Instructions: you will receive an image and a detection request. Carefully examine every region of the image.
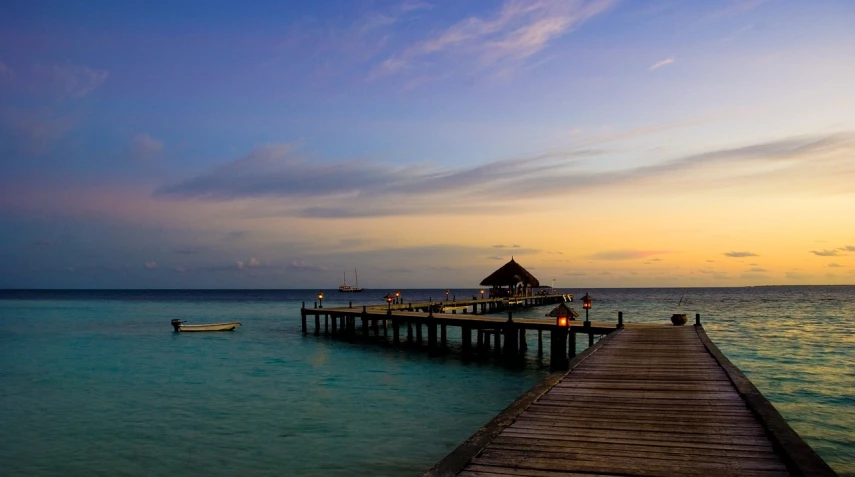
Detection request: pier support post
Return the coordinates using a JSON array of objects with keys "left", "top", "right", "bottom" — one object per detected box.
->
[
  {"left": 550, "top": 327, "right": 568, "bottom": 370},
  {"left": 519, "top": 328, "right": 527, "bottom": 351},
  {"left": 314, "top": 313, "right": 320, "bottom": 336},
  {"left": 331, "top": 313, "right": 337, "bottom": 336},
  {"left": 393, "top": 319, "right": 400, "bottom": 345},
  {"left": 505, "top": 324, "right": 518, "bottom": 357},
  {"left": 416, "top": 318, "right": 423, "bottom": 345},
  {"left": 407, "top": 321, "right": 413, "bottom": 342},
  {"left": 477, "top": 330, "right": 484, "bottom": 350},
  {"left": 324, "top": 314, "right": 329, "bottom": 335},
  {"left": 494, "top": 329, "right": 501, "bottom": 355},
  {"left": 537, "top": 330, "right": 543, "bottom": 355},
  {"left": 301, "top": 305, "right": 307, "bottom": 334},
  {"left": 695, "top": 313, "right": 701, "bottom": 326},
  {"left": 462, "top": 325, "right": 472, "bottom": 355},
  {"left": 569, "top": 329, "right": 576, "bottom": 358},
  {"left": 427, "top": 318, "right": 437, "bottom": 356},
  {"left": 618, "top": 311, "right": 623, "bottom": 328},
  {"left": 440, "top": 324, "right": 447, "bottom": 349}
]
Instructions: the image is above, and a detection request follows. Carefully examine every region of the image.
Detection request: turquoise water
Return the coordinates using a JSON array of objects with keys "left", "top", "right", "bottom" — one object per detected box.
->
[{"left": 1, "top": 287, "right": 852, "bottom": 476}]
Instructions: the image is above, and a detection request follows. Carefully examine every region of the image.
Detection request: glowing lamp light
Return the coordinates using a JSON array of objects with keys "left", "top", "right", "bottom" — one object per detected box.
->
[
  {"left": 480, "top": 289, "right": 484, "bottom": 298},
  {"left": 557, "top": 316, "right": 568, "bottom": 327},
  {"left": 385, "top": 294, "right": 393, "bottom": 311},
  {"left": 318, "top": 291, "right": 324, "bottom": 308},
  {"left": 581, "top": 292, "right": 592, "bottom": 322}
]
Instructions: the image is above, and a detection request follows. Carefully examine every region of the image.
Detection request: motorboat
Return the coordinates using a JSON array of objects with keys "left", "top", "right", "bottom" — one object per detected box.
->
[{"left": 171, "top": 319, "right": 241, "bottom": 332}]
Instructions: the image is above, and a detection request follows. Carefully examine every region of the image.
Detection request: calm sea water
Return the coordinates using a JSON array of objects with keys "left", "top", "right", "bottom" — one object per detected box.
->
[{"left": 1, "top": 287, "right": 852, "bottom": 476}]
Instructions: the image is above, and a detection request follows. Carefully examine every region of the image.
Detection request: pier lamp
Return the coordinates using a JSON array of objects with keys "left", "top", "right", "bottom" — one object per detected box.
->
[
  {"left": 385, "top": 294, "right": 393, "bottom": 312},
  {"left": 395, "top": 290, "right": 400, "bottom": 304},
  {"left": 581, "top": 293, "right": 592, "bottom": 323},
  {"left": 318, "top": 291, "right": 324, "bottom": 308},
  {"left": 480, "top": 289, "right": 484, "bottom": 299},
  {"left": 445, "top": 289, "right": 450, "bottom": 301},
  {"left": 556, "top": 312, "right": 571, "bottom": 328}
]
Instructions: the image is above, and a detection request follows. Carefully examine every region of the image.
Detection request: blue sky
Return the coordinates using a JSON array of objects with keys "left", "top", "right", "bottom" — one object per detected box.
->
[{"left": 1, "top": 0, "right": 854, "bottom": 288}]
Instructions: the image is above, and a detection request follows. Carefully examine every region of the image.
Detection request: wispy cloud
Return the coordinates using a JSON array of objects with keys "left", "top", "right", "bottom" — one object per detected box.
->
[
  {"left": 370, "top": 0, "right": 615, "bottom": 82},
  {"left": 648, "top": 57, "right": 674, "bottom": 71},
  {"left": 287, "top": 260, "right": 328, "bottom": 272},
  {"left": 32, "top": 239, "right": 57, "bottom": 246},
  {"left": 724, "top": 251, "right": 758, "bottom": 257},
  {"left": 0, "top": 62, "right": 108, "bottom": 99},
  {"left": 839, "top": 245, "right": 855, "bottom": 252},
  {"left": 492, "top": 244, "right": 521, "bottom": 248},
  {"left": 827, "top": 263, "right": 842, "bottom": 268},
  {"left": 589, "top": 250, "right": 668, "bottom": 260},
  {"left": 810, "top": 249, "right": 840, "bottom": 257},
  {"left": 144, "top": 261, "right": 158, "bottom": 269},
  {"left": 155, "top": 131, "right": 855, "bottom": 219},
  {"left": 132, "top": 133, "right": 164, "bottom": 159},
  {"left": 747, "top": 267, "right": 767, "bottom": 272}
]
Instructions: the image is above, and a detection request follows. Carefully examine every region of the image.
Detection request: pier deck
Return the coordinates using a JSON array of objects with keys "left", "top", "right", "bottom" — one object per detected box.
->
[{"left": 424, "top": 325, "right": 836, "bottom": 477}]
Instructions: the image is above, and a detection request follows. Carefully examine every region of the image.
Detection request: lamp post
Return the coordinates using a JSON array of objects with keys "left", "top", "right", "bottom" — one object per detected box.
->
[
  {"left": 480, "top": 289, "right": 484, "bottom": 300},
  {"left": 445, "top": 289, "right": 450, "bottom": 302},
  {"left": 318, "top": 291, "right": 324, "bottom": 308},
  {"left": 395, "top": 290, "right": 400, "bottom": 304},
  {"left": 385, "top": 294, "right": 393, "bottom": 312},
  {"left": 581, "top": 292, "right": 592, "bottom": 323}
]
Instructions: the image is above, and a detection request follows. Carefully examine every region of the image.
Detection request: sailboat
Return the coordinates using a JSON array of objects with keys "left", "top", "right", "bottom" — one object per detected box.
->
[{"left": 338, "top": 269, "right": 364, "bottom": 292}]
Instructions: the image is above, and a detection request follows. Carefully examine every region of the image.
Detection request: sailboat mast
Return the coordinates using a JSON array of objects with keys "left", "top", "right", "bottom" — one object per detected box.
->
[{"left": 354, "top": 268, "right": 359, "bottom": 287}]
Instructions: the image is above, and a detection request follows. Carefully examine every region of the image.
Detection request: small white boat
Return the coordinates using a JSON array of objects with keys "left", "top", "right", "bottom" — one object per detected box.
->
[
  {"left": 338, "top": 269, "right": 364, "bottom": 292},
  {"left": 171, "top": 319, "right": 241, "bottom": 332}
]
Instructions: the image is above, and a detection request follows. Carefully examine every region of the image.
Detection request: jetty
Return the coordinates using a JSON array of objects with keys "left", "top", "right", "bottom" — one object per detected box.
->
[
  {"left": 300, "top": 259, "right": 837, "bottom": 476},
  {"left": 422, "top": 323, "right": 836, "bottom": 477}
]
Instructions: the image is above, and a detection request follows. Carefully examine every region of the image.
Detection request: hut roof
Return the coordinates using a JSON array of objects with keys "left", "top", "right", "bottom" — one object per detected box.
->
[
  {"left": 546, "top": 303, "right": 579, "bottom": 318},
  {"left": 479, "top": 258, "right": 540, "bottom": 287}
]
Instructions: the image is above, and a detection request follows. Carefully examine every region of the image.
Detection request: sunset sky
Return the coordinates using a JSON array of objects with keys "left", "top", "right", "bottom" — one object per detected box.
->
[{"left": 1, "top": 0, "right": 853, "bottom": 289}]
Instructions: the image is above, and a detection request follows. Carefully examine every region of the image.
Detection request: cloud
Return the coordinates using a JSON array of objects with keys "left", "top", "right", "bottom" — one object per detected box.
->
[
  {"left": 154, "top": 131, "right": 855, "bottom": 218},
  {"left": 827, "top": 263, "right": 842, "bottom": 268},
  {"left": 589, "top": 250, "right": 668, "bottom": 260},
  {"left": 32, "top": 239, "right": 57, "bottom": 246},
  {"left": 724, "top": 251, "right": 758, "bottom": 258},
  {"left": 132, "top": 133, "right": 164, "bottom": 159},
  {"left": 747, "top": 267, "right": 767, "bottom": 272},
  {"left": 810, "top": 249, "right": 840, "bottom": 257},
  {"left": 839, "top": 245, "right": 855, "bottom": 252},
  {"left": 144, "top": 261, "right": 158, "bottom": 269},
  {"left": 0, "top": 62, "right": 108, "bottom": 99},
  {"left": 648, "top": 57, "right": 674, "bottom": 71},
  {"left": 236, "top": 257, "right": 262, "bottom": 269},
  {"left": 488, "top": 255, "right": 505, "bottom": 260},
  {"left": 1, "top": 107, "right": 78, "bottom": 155},
  {"left": 786, "top": 271, "right": 812, "bottom": 280},
  {"left": 492, "top": 244, "right": 521, "bottom": 248},
  {"left": 175, "top": 266, "right": 186, "bottom": 272},
  {"left": 287, "top": 260, "right": 328, "bottom": 272},
  {"left": 370, "top": 0, "right": 615, "bottom": 82}
]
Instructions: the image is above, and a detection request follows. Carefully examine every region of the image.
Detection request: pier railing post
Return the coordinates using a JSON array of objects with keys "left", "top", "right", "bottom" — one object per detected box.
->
[
  {"left": 301, "top": 303, "right": 307, "bottom": 334},
  {"left": 695, "top": 313, "right": 701, "bottom": 326},
  {"left": 618, "top": 311, "right": 623, "bottom": 328}
]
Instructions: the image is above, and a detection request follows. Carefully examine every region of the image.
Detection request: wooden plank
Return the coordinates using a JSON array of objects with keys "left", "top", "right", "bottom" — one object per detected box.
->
[{"left": 422, "top": 325, "right": 832, "bottom": 477}]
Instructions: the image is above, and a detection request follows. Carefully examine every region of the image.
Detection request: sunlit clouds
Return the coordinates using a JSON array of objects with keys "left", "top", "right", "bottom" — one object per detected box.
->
[{"left": 1, "top": 0, "right": 854, "bottom": 288}]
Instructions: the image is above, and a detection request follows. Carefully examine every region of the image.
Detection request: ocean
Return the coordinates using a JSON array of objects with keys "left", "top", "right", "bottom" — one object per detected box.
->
[{"left": 0, "top": 287, "right": 852, "bottom": 476}]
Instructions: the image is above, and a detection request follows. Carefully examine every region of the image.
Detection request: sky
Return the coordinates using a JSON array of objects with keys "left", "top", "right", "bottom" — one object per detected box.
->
[{"left": 1, "top": 0, "right": 854, "bottom": 289}]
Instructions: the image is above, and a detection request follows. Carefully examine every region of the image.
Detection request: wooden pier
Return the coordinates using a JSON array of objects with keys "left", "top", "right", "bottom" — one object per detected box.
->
[
  {"left": 423, "top": 325, "right": 837, "bottom": 477},
  {"left": 300, "top": 294, "right": 609, "bottom": 370}
]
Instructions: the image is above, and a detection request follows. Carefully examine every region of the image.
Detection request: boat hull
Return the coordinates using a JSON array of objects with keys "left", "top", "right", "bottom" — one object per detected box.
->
[{"left": 171, "top": 320, "right": 241, "bottom": 332}]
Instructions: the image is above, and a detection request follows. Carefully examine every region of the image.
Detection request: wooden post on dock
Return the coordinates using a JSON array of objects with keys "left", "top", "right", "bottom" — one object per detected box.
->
[
  {"left": 550, "top": 327, "right": 567, "bottom": 370},
  {"left": 569, "top": 328, "right": 576, "bottom": 358},
  {"left": 427, "top": 315, "right": 437, "bottom": 356},
  {"left": 494, "top": 329, "right": 501, "bottom": 355},
  {"left": 462, "top": 325, "right": 472, "bottom": 355},
  {"left": 407, "top": 320, "right": 413, "bottom": 342},
  {"left": 519, "top": 328, "right": 527, "bottom": 351},
  {"left": 314, "top": 312, "right": 320, "bottom": 336},
  {"left": 440, "top": 324, "right": 447, "bottom": 349},
  {"left": 696, "top": 313, "right": 701, "bottom": 326},
  {"left": 618, "top": 311, "right": 623, "bottom": 328},
  {"left": 393, "top": 319, "right": 400, "bottom": 345},
  {"left": 324, "top": 314, "right": 329, "bottom": 335},
  {"left": 301, "top": 302, "right": 307, "bottom": 334},
  {"left": 361, "top": 307, "right": 368, "bottom": 341},
  {"left": 537, "top": 330, "right": 543, "bottom": 355},
  {"left": 584, "top": 320, "right": 593, "bottom": 346}
]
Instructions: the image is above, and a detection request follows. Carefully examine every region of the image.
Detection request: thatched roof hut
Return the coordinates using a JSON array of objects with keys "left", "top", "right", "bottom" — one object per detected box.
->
[
  {"left": 480, "top": 257, "right": 540, "bottom": 297},
  {"left": 546, "top": 303, "right": 579, "bottom": 320}
]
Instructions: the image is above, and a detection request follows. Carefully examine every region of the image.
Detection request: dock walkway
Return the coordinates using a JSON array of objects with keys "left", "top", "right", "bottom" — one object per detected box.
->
[{"left": 424, "top": 325, "right": 836, "bottom": 477}]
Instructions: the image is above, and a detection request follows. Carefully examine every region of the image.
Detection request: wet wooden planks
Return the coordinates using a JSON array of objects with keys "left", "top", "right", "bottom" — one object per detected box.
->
[{"left": 437, "top": 326, "right": 802, "bottom": 477}]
